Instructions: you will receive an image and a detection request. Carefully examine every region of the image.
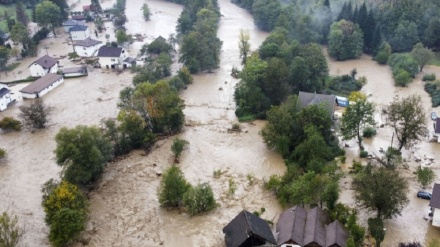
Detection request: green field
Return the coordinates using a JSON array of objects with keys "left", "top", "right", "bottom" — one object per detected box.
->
[{"left": 0, "top": 4, "right": 33, "bottom": 33}]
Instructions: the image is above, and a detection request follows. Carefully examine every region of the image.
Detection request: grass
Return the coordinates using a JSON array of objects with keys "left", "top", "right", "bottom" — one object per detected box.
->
[
  {"left": 0, "top": 4, "right": 33, "bottom": 33},
  {"left": 6, "top": 62, "right": 20, "bottom": 71}
]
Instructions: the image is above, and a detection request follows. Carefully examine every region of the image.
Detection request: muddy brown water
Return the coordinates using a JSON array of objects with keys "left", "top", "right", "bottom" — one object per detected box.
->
[{"left": 1, "top": 0, "right": 440, "bottom": 246}]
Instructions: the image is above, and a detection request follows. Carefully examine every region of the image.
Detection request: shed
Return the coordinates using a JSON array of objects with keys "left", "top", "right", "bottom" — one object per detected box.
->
[
  {"left": 0, "top": 85, "right": 13, "bottom": 111},
  {"left": 277, "top": 206, "right": 307, "bottom": 247},
  {"left": 430, "top": 183, "right": 440, "bottom": 227},
  {"left": 298, "top": 91, "right": 336, "bottom": 119},
  {"left": 223, "top": 210, "right": 276, "bottom": 247},
  {"left": 20, "top": 74, "right": 64, "bottom": 99},
  {"left": 62, "top": 66, "right": 88, "bottom": 77},
  {"left": 325, "top": 221, "right": 348, "bottom": 247}
]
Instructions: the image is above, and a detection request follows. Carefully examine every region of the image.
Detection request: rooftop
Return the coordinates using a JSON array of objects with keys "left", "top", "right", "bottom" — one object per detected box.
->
[
  {"left": 97, "top": 46, "right": 123, "bottom": 57},
  {"left": 74, "top": 38, "right": 102, "bottom": 47},
  {"left": 0, "top": 87, "right": 10, "bottom": 98},
  {"left": 69, "top": 25, "right": 89, "bottom": 32},
  {"left": 430, "top": 183, "right": 440, "bottom": 208},
  {"left": 20, "top": 74, "right": 63, "bottom": 94},
  {"left": 30, "top": 55, "right": 57, "bottom": 69}
]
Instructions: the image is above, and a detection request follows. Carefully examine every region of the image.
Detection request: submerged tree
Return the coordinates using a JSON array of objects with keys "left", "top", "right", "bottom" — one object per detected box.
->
[
  {"left": 414, "top": 167, "right": 435, "bottom": 189},
  {"left": 328, "top": 20, "right": 364, "bottom": 61},
  {"left": 19, "top": 99, "right": 53, "bottom": 129},
  {"left": 411, "top": 42, "right": 434, "bottom": 72},
  {"left": 238, "top": 29, "right": 251, "bottom": 65},
  {"left": 0, "top": 212, "right": 23, "bottom": 247},
  {"left": 35, "top": 1, "right": 62, "bottom": 37},
  {"left": 158, "top": 165, "right": 190, "bottom": 208}
]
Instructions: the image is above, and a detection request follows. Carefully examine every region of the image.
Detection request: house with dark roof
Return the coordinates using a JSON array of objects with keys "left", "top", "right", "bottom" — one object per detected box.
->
[
  {"left": 97, "top": 46, "right": 130, "bottom": 69},
  {"left": 74, "top": 38, "right": 103, "bottom": 57},
  {"left": 276, "top": 206, "right": 348, "bottom": 247},
  {"left": 62, "top": 19, "right": 85, "bottom": 32},
  {"left": 298, "top": 91, "right": 336, "bottom": 119},
  {"left": 29, "top": 55, "right": 59, "bottom": 77},
  {"left": 70, "top": 25, "right": 90, "bottom": 41},
  {"left": 430, "top": 183, "right": 440, "bottom": 227},
  {"left": 223, "top": 210, "right": 277, "bottom": 247},
  {"left": 20, "top": 74, "right": 64, "bottom": 99},
  {"left": 0, "top": 84, "right": 13, "bottom": 111}
]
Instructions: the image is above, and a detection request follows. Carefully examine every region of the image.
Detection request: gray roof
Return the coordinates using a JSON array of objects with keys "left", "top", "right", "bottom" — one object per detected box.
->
[
  {"left": 0, "top": 87, "right": 10, "bottom": 98},
  {"left": 326, "top": 220, "right": 348, "bottom": 247},
  {"left": 72, "top": 15, "right": 85, "bottom": 20},
  {"left": 69, "top": 25, "right": 88, "bottom": 32},
  {"left": 62, "top": 66, "right": 86, "bottom": 74},
  {"left": 430, "top": 183, "right": 440, "bottom": 208},
  {"left": 20, "top": 74, "right": 63, "bottom": 94},
  {"left": 62, "top": 19, "right": 81, "bottom": 26},
  {"left": 223, "top": 210, "right": 276, "bottom": 247},
  {"left": 277, "top": 206, "right": 307, "bottom": 246},
  {"left": 74, "top": 38, "right": 102, "bottom": 47},
  {"left": 303, "top": 207, "right": 327, "bottom": 247},
  {"left": 97, "top": 46, "right": 123, "bottom": 57},
  {"left": 435, "top": 119, "right": 440, "bottom": 134},
  {"left": 298, "top": 91, "right": 336, "bottom": 117},
  {"left": 30, "top": 55, "right": 57, "bottom": 69},
  {"left": 124, "top": 57, "right": 136, "bottom": 63}
]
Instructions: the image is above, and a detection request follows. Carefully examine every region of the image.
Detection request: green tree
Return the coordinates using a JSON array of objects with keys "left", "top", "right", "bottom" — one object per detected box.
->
[
  {"left": 341, "top": 92, "right": 375, "bottom": 150},
  {"left": 414, "top": 167, "right": 435, "bottom": 189},
  {"left": 411, "top": 42, "right": 434, "bottom": 72},
  {"left": 177, "top": 66, "right": 193, "bottom": 85},
  {"left": 238, "top": 29, "right": 251, "bottom": 65},
  {"left": 424, "top": 18, "right": 440, "bottom": 49},
  {"left": 117, "top": 110, "right": 152, "bottom": 149},
  {"left": 158, "top": 165, "right": 190, "bottom": 208},
  {"left": 264, "top": 57, "right": 289, "bottom": 105},
  {"left": 35, "top": 0, "right": 61, "bottom": 37},
  {"left": 101, "top": 118, "right": 131, "bottom": 157},
  {"left": 388, "top": 21, "right": 419, "bottom": 52},
  {"left": 0, "top": 117, "right": 22, "bottom": 131},
  {"left": 368, "top": 218, "right": 385, "bottom": 247},
  {"left": 328, "top": 20, "right": 364, "bottom": 61},
  {"left": 252, "top": 0, "right": 281, "bottom": 31},
  {"left": 0, "top": 212, "right": 23, "bottom": 247},
  {"left": 10, "top": 23, "right": 28, "bottom": 45},
  {"left": 48, "top": 208, "right": 85, "bottom": 247},
  {"left": 18, "top": 99, "right": 53, "bottom": 129},
  {"left": 293, "top": 125, "right": 331, "bottom": 171},
  {"left": 54, "top": 126, "right": 113, "bottom": 186},
  {"left": 183, "top": 183, "right": 216, "bottom": 215},
  {"left": 0, "top": 46, "right": 10, "bottom": 74},
  {"left": 352, "top": 165, "right": 409, "bottom": 219},
  {"left": 116, "top": 29, "right": 128, "bottom": 44},
  {"left": 91, "top": 0, "right": 103, "bottom": 13},
  {"left": 171, "top": 138, "right": 188, "bottom": 162},
  {"left": 386, "top": 95, "right": 427, "bottom": 151},
  {"left": 142, "top": 3, "right": 150, "bottom": 20},
  {"left": 374, "top": 42, "right": 392, "bottom": 65},
  {"left": 15, "top": 1, "right": 29, "bottom": 27}
]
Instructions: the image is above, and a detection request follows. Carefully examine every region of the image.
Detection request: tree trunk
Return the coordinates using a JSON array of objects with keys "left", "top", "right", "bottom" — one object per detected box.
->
[
  {"left": 52, "top": 24, "right": 57, "bottom": 38},
  {"left": 357, "top": 128, "right": 363, "bottom": 150}
]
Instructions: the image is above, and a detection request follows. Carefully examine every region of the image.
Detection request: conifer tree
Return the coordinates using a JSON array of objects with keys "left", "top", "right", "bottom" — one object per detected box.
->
[{"left": 16, "top": 1, "right": 29, "bottom": 27}]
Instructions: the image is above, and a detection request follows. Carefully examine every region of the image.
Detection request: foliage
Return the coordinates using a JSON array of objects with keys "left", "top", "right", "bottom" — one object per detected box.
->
[
  {"left": 374, "top": 42, "right": 392, "bottom": 65},
  {"left": 228, "top": 178, "right": 236, "bottom": 197},
  {"left": 388, "top": 53, "right": 419, "bottom": 86},
  {"left": 251, "top": 0, "right": 281, "bottom": 32},
  {"left": 324, "top": 74, "right": 363, "bottom": 96},
  {"left": 424, "top": 81, "right": 440, "bottom": 107},
  {"left": 411, "top": 42, "right": 433, "bottom": 72},
  {"left": 54, "top": 125, "right": 113, "bottom": 186},
  {"left": 423, "top": 73, "right": 436, "bottom": 82},
  {"left": 0, "top": 117, "right": 22, "bottom": 131},
  {"left": 351, "top": 161, "right": 363, "bottom": 174},
  {"left": 35, "top": 0, "right": 61, "bottom": 35},
  {"left": 142, "top": 3, "right": 150, "bottom": 20},
  {"left": 428, "top": 239, "right": 440, "bottom": 247},
  {"left": 15, "top": 1, "right": 28, "bottom": 27},
  {"left": 159, "top": 165, "right": 190, "bottom": 208},
  {"left": 183, "top": 183, "right": 216, "bottom": 215},
  {"left": 0, "top": 148, "right": 5, "bottom": 161},
  {"left": 0, "top": 212, "right": 23, "bottom": 247},
  {"left": 171, "top": 138, "right": 188, "bottom": 160},
  {"left": 0, "top": 46, "right": 10, "bottom": 72},
  {"left": 328, "top": 20, "right": 364, "bottom": 61},
  {"left": 48, "top": 208, "right": 85, "bottom": 247},
  {"left": 414, "top": 167, "right": 435, "bottom": 189},
  {"left": 147, "top": 36, "right": 172, "bottom": 54},
  {"left": 101, "top": 118, "right": 131, "bottom": 157},
  {"left": 10, "top": 22, "right": 28, "bottom": 44},
  {"left": 363, "top": 127, "right": 376, "bottom": 138},
  {"left": 360, "top": 150, "right": 368, "bottom": 158},
  {"left": 18, "top": 99, "right": 53, "bottom": 129},
  {"left": 368, "top": 218, "right": 385, "bottom": 247},
  {"left": 352, "top": 164, "right": 409, "bottom": 219},
  {"left": 116, "top": 29, "right": 129, "bottom": 44},
  {"left": 385, "top": 95, "right": 427, "bottom": 151},
  {"left": 238, "top": 29, "right": 250, "bottom": 65},
  {"left": 117, "top": 110, "right": 153, "bottom": 149}
]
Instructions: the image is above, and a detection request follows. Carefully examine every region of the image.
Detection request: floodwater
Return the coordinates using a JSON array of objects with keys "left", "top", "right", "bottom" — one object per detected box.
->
[{"left": 1, "top": 0, "right": 440, "bottom": 246}]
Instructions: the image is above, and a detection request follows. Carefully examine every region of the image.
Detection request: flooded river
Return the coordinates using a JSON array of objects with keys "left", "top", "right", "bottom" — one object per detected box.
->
[{"left": 1, "top": 0, "right": 440, "bottom": 246}]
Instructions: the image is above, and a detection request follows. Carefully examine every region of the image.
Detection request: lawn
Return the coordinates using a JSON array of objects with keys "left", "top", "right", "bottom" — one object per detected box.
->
[{"left": 0, "top": 4, "right": 33, "bottom": 33}]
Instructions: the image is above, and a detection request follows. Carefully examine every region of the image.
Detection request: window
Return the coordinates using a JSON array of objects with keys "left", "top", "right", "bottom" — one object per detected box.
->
[{"left": 111, "top": 59, "right": 115, "bottom": 62}]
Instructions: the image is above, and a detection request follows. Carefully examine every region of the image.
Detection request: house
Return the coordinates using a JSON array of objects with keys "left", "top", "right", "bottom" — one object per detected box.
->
[
  {"left": 430, "top": 183, "right": 440, "bottom": 227},
  {"left": 29, "top": 55, "right": 59, "bottom": 77},
  {"left": 223, "top": 210, "right": 277, "bottom": 247},
  {"left": 61, "top": 66, "right": 88, "bottom": 77},
  {"left": 0, "top": 84, "right": 13, "bottom": 111},
  {"left": 97, "top": 46, "right": 129, "bottom": 69},
  {"left": 74, "top": 38, "right": 103, "bottom": 57},
  {"left": 298, "top": 91, "right": 337, "bottom": 119},
  {"left": 70, "top": 25, "right": 90, "bottom": 41},
  {"left": 20, "top": 74, "right": 64, "bottom": 99},
  {"left": 276, "top": 206, "right": 348, "bottom": 247},
  {"left": 62, "top": 19, "right": 85, "bottom": 32}
]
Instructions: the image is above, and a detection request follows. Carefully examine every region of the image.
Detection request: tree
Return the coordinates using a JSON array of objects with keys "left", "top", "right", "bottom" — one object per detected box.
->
[
  {"left": 386, "top": 95, "right": 427, "bottom": 151},
  {"left": 19, "top": 99, "right": 53, "bottom": 129},
  {"left": 374, "top": 42, "right": 391, "bottom": 65},
  {"left": 171, "top": 138, "right": 188, "bottom": 162},
  {"left": 54, "top": 126, "right": 113, "bottom": 186},
  {"left": 10, "top": 23, "right": 29, "bottom": 45},
  {"left": 238, "top": 29, "right": 250, "bottom": 65},
  {"left": 10, "top": 48, "right": 20, "bottom": 60},
  {"left": 0, "top": 46, "right": 10, "bottom": 74},
  {"left": 352, "top": 165, "right": 409, "bottom": 219},
  {"left": 117, "top": 110, "right": 152, "bottom": 149},
  {"left": 411, "top": 42, "right": 434, "bottom": 72},
  {"left": 0, "top": 212, "right": 23, "bottom": 247},
  {"left": 158, "top": 165, "right": 190, "bottom": 208},
  {"left": 252, "top": 0, "right": 281, "bottom": 31},
  {"left": 90, "top": 0, "right": 102, "bottom": 13},
  {"left": 328, "top": 19, "right": 364, "bottom": 61},
  {"left": 35, "top": 0, "right": 61, "bottom": 37},
  {"left": 183, "top": 183, "right": 216, "bottom": 215},
  {"left": 0, "top": 117, "right": 22, "bottom": 131},
  {"left": 368, "top": 218, "right": 385, "bottom": 247},
  {"left": 341, "top": 92, "right": 375, "bottom": 151},
  {"left": 48, "top": 208, "right": 85, "bottom": 247},
  {"left": 116, "top": 29, "right": 128, "bottom": 44},
  {"left": 142, "top": 3, "right": 150, "bottom": 20},
  {"left": 414, "top": 167, "right": 435, "bottom": 189},
  {"left": 16, "top": 1, "right": 29, "bottom": 27},
  {"left": 293, "top": 125, "right": 331, "bottom": 171}
]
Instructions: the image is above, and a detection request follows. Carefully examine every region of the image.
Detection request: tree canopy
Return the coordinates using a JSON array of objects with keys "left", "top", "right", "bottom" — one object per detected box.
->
[
  {"left": 35, "top": 0, "right": 62, "bottom": 36},
  {"left": 328, "top": 19, "right": 364, "bottom": 61}
]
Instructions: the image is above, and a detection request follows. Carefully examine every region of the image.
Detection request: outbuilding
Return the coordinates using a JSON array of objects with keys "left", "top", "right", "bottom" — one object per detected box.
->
[
  {"left": 0, "top": 84, "right": 13, "bottom": 111},
  {"left": 29, "top": 55, "right": 59, "bottom": 77},
  {"left": 70, "top": 25, "right": 90, "bottom": 41},
  {"left": 74, "top": 38, "right": 103, "bottom": 57},
  {"left": 20, "top": 74, "right": 64, "bottom": 99},
  {"left": 62, "top": 66, "right": 88, "bottom": 77},
  {"left": 97, "top": 46, "right": 128, "bottom": 69}
]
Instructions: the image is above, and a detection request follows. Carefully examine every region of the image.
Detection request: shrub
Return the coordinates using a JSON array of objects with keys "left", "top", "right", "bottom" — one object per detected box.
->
[
  {"left": 424, "top": 81, "right": 440, "bottom": 107},
  {"left": 49, "top": 208, "right": 86, "bottom": 247},
  {"left": 158, "top": 166, "right": 190, "bottom": 208},
  {"left": 68, "top": 52, "right": 79, "bottom": 60},
  {"left": 339, "top": 156, "right": 346, "bottom": 163},
  {"left": 368, "top": 218, "right": 385, "bottom": 247},
  {"left": 0, "top": 117, "right": 22, "bottom": 131},
  {"left": 393, "top": 69, "right": 412, "bottom": 86},
  {"left": 360, "top": 150, "right": 369, "bottom": 158},
  {"left": 213, "top": 168, "right": 223, "bottom": 178},
  {"left": 228, "top": 179, "right": 236, "bottom": 197},
  {"left": 264, "top": 175, "right": 281, "bottom": 193},
  {"left": 423, "top": 73, "right": 436, "bottom": 81},
  {"left": 352, "top": 160, "right": 363, "bottom": 173},
  {"left": 183, "top": 183, "right": 216, "bottom": 215},
  {"left": 247, "top": 173, "right": 255, "bottom": 185},
  {"left": 362, "top": 127, "right": 376, "bottom": 138},
  {"left": 0, "top": 148, "right": 5, "bottom": 160},
  {"left": 171, "top": 138, "right": 188, "bottom": 161},
  {"left": 0, "top": 212, "right": 23, "bottom": 247},
  {"left": 231, "top": 123, "right": 240, "bottom": 130}
]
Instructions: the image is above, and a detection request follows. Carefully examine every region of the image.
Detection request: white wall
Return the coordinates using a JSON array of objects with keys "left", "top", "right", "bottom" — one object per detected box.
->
[
  {"left": 433, "top": 208, "right": 440, "bottom": 227},
  {"left": 71, "top": 29, "right": 90, "bottom": 41},
  {"left": 74, "top": 43, "right": 103, "bottom": 57},
  {"left": 99, "top": 57, "right": 120, "bottom": 69},
  {"left": 29, "top": 63, "right": 58, "bottom": 77},
  {"left": 21, "top": 77, "right": 64, "bottom": 99},
  {"left": 0, "top": 92, "right": 12, "bottom": 111}
]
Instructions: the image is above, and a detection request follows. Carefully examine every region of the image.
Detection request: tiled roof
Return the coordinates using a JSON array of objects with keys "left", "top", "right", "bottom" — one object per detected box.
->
[
  {"left": 20, "top": 74, "right": 63, "bottom": 94},
  {"left": 30, "top": 55, "right": 57, "bottom": 69}
]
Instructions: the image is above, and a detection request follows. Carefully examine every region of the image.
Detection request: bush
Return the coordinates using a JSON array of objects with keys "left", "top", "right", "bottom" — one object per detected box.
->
[
  {"left": 183, "top": 183, "right": 216, "bottom": 215},
  {"left": 352, "top": 160, "right": 363, "bottom": 173},
  {"left": 171, "top": 138, "right": 188, "bottom": 161},
  {"left": 339, "top": 156, "right": 346, "bottom": 163},
  {"left": 0, "top": 148, "right": 5, "bottom": 160},
  {"left": 68, "top": 52, "right": 79, "bottom": 60},
  {"left": 424, "top": 81, "right": 440, "bottom": 107},
  {"left": 0, "top": 117, "right": 22, "bottom": 131},
  {"left": 360, "top": 150, "right": 369, "bottom": 158},
  {"left": 393, "top": 69, "right": 412, "bottom": 86},
  {"left": 264, "top": 175, "right": 281, "bottom": 193},
  {"left": 362, "top": 127, "right": 376, "bottom": 138},
  {"left": 49, "top": 208, "right": 86, "bottom": 247},
  {"left": 423, "top": 73, "right": 436, "bottom": 81},
  {"left": 158, "top": 166, "right": 190, "bottom": 208},
  {"left": 0, "top": 212, "right": 23, "bottom": 247}
]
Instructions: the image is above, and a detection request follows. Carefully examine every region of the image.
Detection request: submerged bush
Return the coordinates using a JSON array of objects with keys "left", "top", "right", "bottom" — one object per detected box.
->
[
  {"left": 0, "top": 117, "right": 22, "bottom": 131},
  {"left": 362, "top": 127, "right": 377, "bottom": 138},
  {"left": 360, "top": 150, "right": 369, "bottom": 158},
  {"left": 183, "top": 183, "right": 216, "bottom": 215},
  {"left": 423, "top": 73, "right": 436, "bottom": 81}
]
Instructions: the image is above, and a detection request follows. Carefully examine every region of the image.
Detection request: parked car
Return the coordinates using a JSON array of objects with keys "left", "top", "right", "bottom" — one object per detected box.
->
[
  {"left": 417, "top": 191, "right": 432, "bottom": 200},
  {"left": 431, "top": 112, "right": 437, "bottom": 121}
]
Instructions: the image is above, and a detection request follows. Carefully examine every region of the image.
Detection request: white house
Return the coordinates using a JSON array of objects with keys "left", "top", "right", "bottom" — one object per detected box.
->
[
  {"left": 29, "top": 55, "right": 59, "bottom": 77},
  {"left": 74, "top": 38, "right": 103, "bottom": 57},
  {"left": 20, "top": 74, "right": 64, "bottom": 99},
  {"left": 62, "top": 19, "right": 85, "bottom": 32},
  {"left": 97, "top": 46, "right": 129, "bottom": 69},
  {"left": 430, "top": 183, "right": 440, "bottom": 227},
  {"left": 0, "top": 84, "right": 13, "bottom": 111},
  {"left": 70, "top": 25, "right": 90, "bottom": 41}
]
